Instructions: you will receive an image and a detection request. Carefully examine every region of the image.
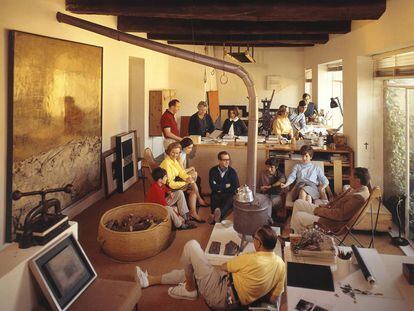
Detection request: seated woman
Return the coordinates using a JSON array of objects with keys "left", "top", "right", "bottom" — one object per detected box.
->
[
  {"left": 258, "top": 157, "right": 286, "bottom": 217},
  {"left": 281, "top": 145, "right": 329, "bottom": 203},
  {"left": 222, "top": 106, "right": 248, "bottom": 137},
  {"left": 160, "top": 142, "right": 205, "bottom": 222},
  {"left": 179, "top": 138, "right": 208, "bottom": 206},
  {"left": 146, "top": 167, "right": 196, "bottom": 230},
  {"left": 272, "top": 105, "right": 293, "bottom": 139}
]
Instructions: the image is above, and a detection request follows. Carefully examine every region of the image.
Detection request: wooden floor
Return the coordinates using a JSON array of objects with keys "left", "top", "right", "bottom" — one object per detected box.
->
[{"left": 74, "top": 180, "right": 404, "bottom": 311}]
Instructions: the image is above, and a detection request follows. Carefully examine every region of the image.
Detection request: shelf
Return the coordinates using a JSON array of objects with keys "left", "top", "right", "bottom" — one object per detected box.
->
[
  {"left": 327, "top": 175, "right": 350, "bottom": 180},
  {"left": 323, "top": 162, "right": 350, "bottom": 167}
]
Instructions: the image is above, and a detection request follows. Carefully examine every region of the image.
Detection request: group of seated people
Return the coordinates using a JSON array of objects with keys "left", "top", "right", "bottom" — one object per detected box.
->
[
  {"left": 138, "top": 98, "right": 371, "bottom": 309},
  {"left": 146, "top": 138, "right": 241, "bottom": 229},
  {"left": 189, "top": 100, "right": 248, "bottom": 137},
  {"left": 272, "top": 93, "right": 317, "bottom": 138},
  {"left": 161, "top": 94, "right": 316, "bottom": 148},
  {"left": 162, "top": 99, "right": 248, "bottom": 145}
]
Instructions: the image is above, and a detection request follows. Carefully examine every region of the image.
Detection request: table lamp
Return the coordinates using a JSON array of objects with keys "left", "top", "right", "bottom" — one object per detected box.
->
[{"left": 330, "top": 97, "right": 343, "bottom": 131}]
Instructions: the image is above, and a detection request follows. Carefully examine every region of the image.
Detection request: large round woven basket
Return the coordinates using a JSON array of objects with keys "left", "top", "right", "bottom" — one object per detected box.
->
[{"left": 97, "top": 203, "right": 172, "bottom": 262}]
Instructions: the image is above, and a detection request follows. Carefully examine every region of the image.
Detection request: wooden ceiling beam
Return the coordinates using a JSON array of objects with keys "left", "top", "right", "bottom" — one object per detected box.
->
[
  {"left": 118, "top": 17, "right": 351, "bottom": 34},
  {"left": 167, "top": 41, "right": 314, "bottom": 47},
  {"left": 147, "top": 33, "right": 329, "bottom": 44},
  {"left": 66, "top": 0, "right": 386, "bottom": 21}
]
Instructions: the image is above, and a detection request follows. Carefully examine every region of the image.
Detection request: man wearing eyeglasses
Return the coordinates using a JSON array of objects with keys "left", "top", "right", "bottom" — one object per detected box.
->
[
  {"left": 208, "top": 151, "right": 240, "bottom": 224},
  {"left": 134, "top": 225, "right": 285, "bottom": 310}
]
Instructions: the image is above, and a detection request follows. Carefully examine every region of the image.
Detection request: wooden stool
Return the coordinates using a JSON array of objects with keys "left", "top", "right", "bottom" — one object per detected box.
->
[{"left": 69, "top": 278, "right": 141, "bottom": 311}]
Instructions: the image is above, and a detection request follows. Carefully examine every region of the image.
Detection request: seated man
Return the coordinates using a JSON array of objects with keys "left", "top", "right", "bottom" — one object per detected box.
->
[
  {"left": 208, "top": 151, "right": 240, "bottom": 224},
  {"left": 258, "top": 157, "right": 286, "bottom": 218},
  {"left": 146, "top": 167, "right": 196, "bottom": 230},
  {"left": 135, "top": 225, "right": 285, "bottom": 310},
  {"left": 188, "top": 101, "right": 215, "bottom": 137},
  {"left": 288, "top": 100, "right": 308, "bottom": 134},
  {"left": 290, "top": 167, "right": 371, "bottom": 234}
]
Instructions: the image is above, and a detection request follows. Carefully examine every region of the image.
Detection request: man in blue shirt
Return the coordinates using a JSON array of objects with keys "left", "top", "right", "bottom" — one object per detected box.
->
[
  {"left": 208, "top": 151, "right": 240, "bottom": 224},
  {"left": 301, "top": 93, "right": 318, "bottom": 119},
  {"left": 289, "top": 100, "right": 308, "bottom": 134}
]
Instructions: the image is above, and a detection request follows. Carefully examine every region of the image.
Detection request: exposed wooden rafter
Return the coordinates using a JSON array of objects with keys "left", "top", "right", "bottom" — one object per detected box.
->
[
  {"left": 167, "top": 42, "right": 314, "bottom": 47},
  {"left": 65, "top": 0, "right": 386, "bottom": 47},
  {"left": 118, "top": 17, "right": 351, "bottom": 35},
  {"left": 147, "top": 33, "right": 329, "bottom": 45},
  {"left": 66, "top": 0, "right": 386, "bottom": 21}
]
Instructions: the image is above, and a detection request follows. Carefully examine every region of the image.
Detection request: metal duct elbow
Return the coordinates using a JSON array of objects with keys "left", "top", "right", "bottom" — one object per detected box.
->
[{"left": 56, "top": 12, "right": 258, "bottom": 192}]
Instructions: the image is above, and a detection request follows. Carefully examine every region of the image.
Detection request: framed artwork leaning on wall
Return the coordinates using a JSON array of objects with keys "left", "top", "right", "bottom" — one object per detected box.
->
[
  {"left": 115, "top": 130, "right": 138, "bottom": 193},
  {"left": 29, "top": 233, "right": 97, "bottom": 311},
  {"left": 102, "top": 149, "right": 117, "bottom": 198}
]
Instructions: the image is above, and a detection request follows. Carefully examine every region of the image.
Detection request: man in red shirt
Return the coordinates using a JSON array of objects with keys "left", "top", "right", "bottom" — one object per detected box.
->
[
  {"left": 147, "top": 167, "right": 196, "bottom": 230},
  {"left": 161, "top": 99, "right": 182, "bottom": 151}
]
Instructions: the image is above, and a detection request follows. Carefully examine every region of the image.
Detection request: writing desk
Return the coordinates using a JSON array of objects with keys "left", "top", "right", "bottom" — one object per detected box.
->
[{"left": 284, "top": 245, "right": 414, "bottom": 310}]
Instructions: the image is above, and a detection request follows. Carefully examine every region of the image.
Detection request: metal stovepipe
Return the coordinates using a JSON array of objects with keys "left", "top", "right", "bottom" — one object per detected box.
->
[{"left": 56, "top": 12, "right": 259, "bottom": 192}]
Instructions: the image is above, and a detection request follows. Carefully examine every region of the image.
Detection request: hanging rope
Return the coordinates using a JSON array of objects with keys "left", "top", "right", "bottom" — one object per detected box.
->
[
  {"left": 204, "top": 44, "right": 208, "bottom": 84},
  {"left": 220, "top": 44, "right": 228, "bottom": 85}
]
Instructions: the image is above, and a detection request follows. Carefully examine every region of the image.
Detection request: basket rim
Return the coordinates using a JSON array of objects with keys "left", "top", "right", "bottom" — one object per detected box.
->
[{"left": 99, "top": 202, "right": 170, "bottom": 235}]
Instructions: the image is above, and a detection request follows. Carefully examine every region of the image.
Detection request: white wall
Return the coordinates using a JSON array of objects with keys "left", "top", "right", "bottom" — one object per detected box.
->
[
  {"left": 304, "top": 0, "right": 414, "bottom": 189},
  {"left": 168, "top": 46, "right": 305, "bottom": 119},
  {"left": 216, "top": 48, "right": 305, "bottom": 110},
  {"left": 0, "top": 0, "right": 170, "bottom": 246}
]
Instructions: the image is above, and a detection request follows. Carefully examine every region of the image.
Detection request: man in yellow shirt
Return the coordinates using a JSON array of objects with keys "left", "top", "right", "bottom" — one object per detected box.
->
[{"left": 134, "top": 225, "right": 286, "bottom": 310}]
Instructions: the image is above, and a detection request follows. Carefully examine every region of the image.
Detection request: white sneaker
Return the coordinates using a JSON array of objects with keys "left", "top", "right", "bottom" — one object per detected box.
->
[
  {"left": 168, "top": 282, "right": 198, "bottom": 300},
  {"left": 135, "top": 266, "right": 149, "bottom": 288}
]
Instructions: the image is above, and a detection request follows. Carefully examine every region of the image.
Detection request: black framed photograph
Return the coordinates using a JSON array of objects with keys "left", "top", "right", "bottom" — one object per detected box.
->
[
  {"left": 29, "top": 233, "right": 97, "bottom": 311},
  {"left": 115, "top": 131, "right": 138, "bottom": 193},
  {"left": 102, "top": 148, "right": 117, "bottom": 197}
]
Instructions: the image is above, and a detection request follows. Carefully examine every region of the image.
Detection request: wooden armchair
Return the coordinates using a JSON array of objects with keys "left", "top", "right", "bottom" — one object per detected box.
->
[
  {"left": 315, "top": 186, "right": 382, "bottom": 248},
  {"left": 142, "top": 148, "right": 159, "bottom": 185}
]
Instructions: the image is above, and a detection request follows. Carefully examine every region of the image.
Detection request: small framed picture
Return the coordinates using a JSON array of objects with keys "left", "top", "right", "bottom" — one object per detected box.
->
[
  {"left": 102, "top": 149, "right": 117, "bottom": 197},
  {"left": 115, "top": 131, "right": 138, "bottom": 193},
  {"left": 29, "top": 233, "right": 97, "bottom": 311}
]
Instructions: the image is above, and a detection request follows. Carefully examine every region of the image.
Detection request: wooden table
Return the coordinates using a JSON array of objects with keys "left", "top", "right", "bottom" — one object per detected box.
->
[
  {"left": 284, "top": 245, "right": 414, "bottom": 310},
  {"left": 204, "top": 222, "right": 281, "bottom": 266}
]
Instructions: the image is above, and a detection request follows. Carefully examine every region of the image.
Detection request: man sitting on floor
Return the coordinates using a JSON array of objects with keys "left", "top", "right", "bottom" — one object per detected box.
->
[
  {"left": 208, "top": 151, "right": 240, "bottom": 224},
  {"left": 135, "top": 225, "right": 285, "bottom": 310},
  {"left": 258, "top": 157, "right": 286, "bottom": 219},
  {"left": 290, "top": 167, "right": 371, "bottom": 234},
  {"left": 146, "top": 167, "right": 196, "bottom": 230}
]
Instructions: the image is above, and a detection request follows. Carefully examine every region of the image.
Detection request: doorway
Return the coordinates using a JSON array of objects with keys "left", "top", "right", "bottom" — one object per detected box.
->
[{"left": 129, "top": 57, "right": 145, "bottom": 157}]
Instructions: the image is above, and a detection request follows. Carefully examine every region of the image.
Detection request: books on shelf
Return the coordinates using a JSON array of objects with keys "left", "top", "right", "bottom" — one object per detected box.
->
[
  {"left": 274, "top": 154, "right": 290, "bottom": 160},
  {"left": 330, "top": 154, "right": 348, "bottom": 163}
]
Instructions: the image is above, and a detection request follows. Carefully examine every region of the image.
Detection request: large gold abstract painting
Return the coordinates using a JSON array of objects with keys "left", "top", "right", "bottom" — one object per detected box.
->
[{"left": 7, "top": 31, "right": 102, "bottom": 240}]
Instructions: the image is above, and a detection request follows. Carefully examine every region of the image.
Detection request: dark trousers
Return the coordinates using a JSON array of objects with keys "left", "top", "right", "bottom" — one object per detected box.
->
[{"left": 210, "top": 192, "right": 234, "bottom": 221}]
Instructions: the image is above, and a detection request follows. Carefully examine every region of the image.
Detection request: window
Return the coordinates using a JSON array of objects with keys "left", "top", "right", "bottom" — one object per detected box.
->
[
  {"left": 374, "top": 48, "right": 414, "bottom": 78},
  {"left": 383, "top": 79, "right": 414, "bottom": 242},
  {"left": 305, "top": 69, "right": 312, "bottom": 96},
  {"left": 317, "top": 61, "right": 343, "bottom": 131}
]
